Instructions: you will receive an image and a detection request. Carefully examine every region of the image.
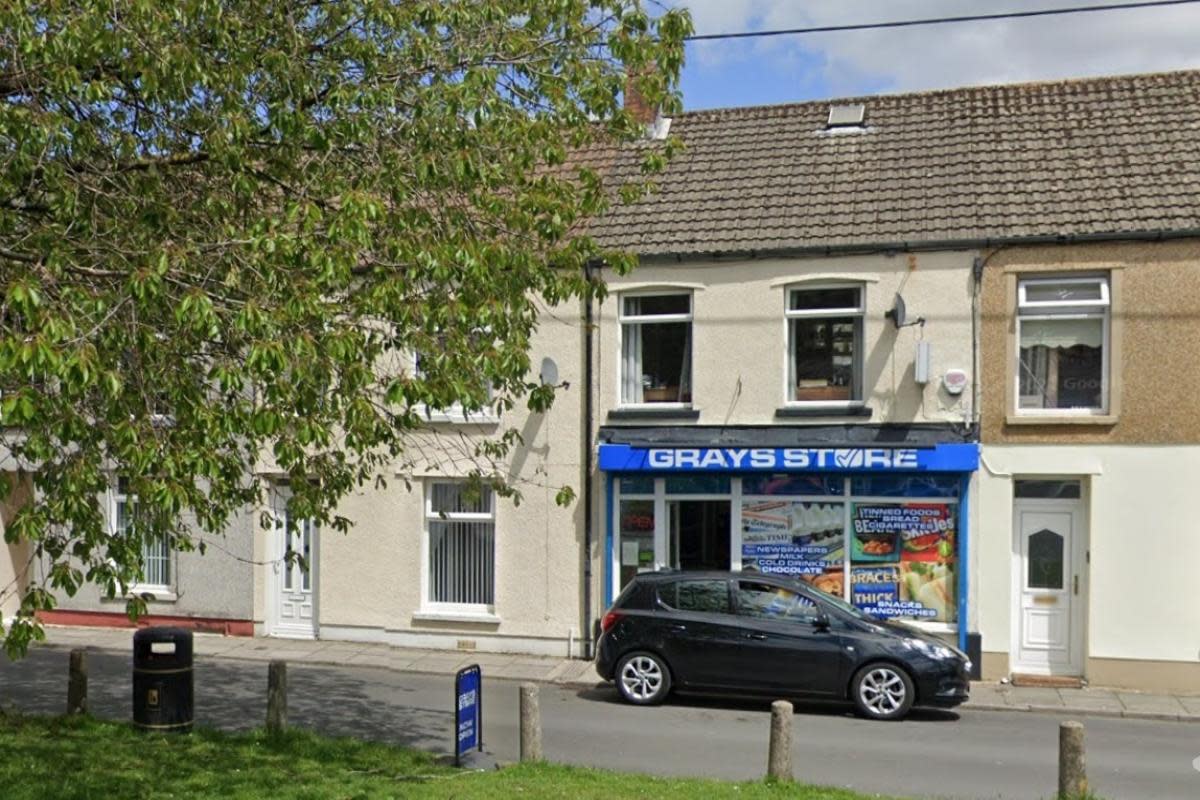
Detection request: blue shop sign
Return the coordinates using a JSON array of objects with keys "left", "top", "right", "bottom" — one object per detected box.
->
[{"left": 598, "top": 443, "right": 978, "bottom": 473}]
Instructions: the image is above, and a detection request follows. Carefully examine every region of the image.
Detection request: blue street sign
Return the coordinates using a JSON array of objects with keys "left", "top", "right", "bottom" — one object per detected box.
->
[{"left": 454, "top": 665, "right": 482, "bottom": 765}]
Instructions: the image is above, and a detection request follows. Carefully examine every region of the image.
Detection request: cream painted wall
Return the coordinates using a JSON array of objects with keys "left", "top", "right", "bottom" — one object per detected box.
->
[
  {"left": 595, "top": 252, "right": 977, "bottom": 424},
  {"left": 0, "top": 473, "right": 33, "bottom": 621},
  {"left": 298, "top": 302, "right": 589, "bottom": 653},
  {"left": 977, "top": 445, "right": 1200, "bottom": 665}
]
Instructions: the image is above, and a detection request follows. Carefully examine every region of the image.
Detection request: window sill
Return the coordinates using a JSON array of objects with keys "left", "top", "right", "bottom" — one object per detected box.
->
[
  {"left": 776, "top": 404, "right": 871, "bottom": 419},
  {"left": 416, "top": 406, "right": 500, "bottom": 425},
  {"left": 412, "top": 609, "right": 501, "bottom": 625},
  {"left": 1005, "top": 414, "right": 1117, "bottom": 426},
  {"left": 608, "top": 407, "right": 700, "bottom": 421},
  {"left": 102, "top": 587, "right": 178, "bottom": 603}
]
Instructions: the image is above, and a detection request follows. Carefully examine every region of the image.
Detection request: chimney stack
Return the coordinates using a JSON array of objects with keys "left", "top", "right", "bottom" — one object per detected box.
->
[{"left": 624, "top": 69, "right": 656, "bottom": 126}]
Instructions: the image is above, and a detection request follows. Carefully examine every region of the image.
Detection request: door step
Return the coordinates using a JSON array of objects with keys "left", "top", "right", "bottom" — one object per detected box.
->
[{"left": 1010, "top": 673, "right": 1084, "bottom": 689}]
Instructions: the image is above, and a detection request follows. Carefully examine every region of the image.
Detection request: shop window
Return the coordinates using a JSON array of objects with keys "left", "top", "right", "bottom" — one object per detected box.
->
[
  {"left": 426, "top": 482, "right": 494, "bottom": 607},
  {"left": 787, "top": 286, "right": 863, "bottom": 403},
  {"left": 618, "top": 476, "right": 654, "bottom": 495},
  {"left": 1016, "top": 276, "right": 1109, "bottom": 414},
  {"left": 665, "top": 474, "right": 730, "bottom": 495},
  {"left": 742, "top": 498, "right": 844, "bottom": 592},
  {"left": 112, "top": 478, "right": 173, "bottom": 592},
  {"left": 620, "top": 293, "right": 692, "bottom": 405},
  {"left": 618, "top": 498, "right": 655, "bottom": 588},
  {"left": 742, "top": 474, "right": 843, "bottom": 496},
  {"left": 851, "top": 476, "right": 959, "bottom": 499}
]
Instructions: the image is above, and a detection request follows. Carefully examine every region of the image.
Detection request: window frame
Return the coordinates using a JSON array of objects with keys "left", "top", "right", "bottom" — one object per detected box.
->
[
  {"left": 411, "top": 350, "right": 500, "bottom": 425},
  {"left": 110, "top": 478, "right": 175, "bottom": 599},
  {"left": 783, "top": 283, "right": 865, "bottom": 408},
  {"left": 617, "top": 290, "right": 694, "bottom": 408},
  {"left": 419, "top": 480, "right": 498, "bottom": 619},
  {"left": 1014, "top": 275, "right": 1111, "bottom": 416}
]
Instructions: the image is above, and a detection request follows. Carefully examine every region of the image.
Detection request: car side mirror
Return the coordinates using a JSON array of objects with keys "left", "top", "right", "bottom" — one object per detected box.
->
[{"left": 813, "top": 611, "right": 831, "bottom": 631}]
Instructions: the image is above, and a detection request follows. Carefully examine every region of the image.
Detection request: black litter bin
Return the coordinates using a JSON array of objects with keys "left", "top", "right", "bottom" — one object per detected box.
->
[{"left": 132, "top": 627, "right": 193, "bottom": 733}]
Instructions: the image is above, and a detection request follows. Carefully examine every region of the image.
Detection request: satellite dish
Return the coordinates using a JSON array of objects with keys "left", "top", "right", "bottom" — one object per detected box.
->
[
  {"left": 885, "top": 293, "right": 925, "bottom": 329},
  {"left": 539, "top": 357, "right": 559, "bottom": 386},
  {"left": 885, "top": 294, "right": 907, "bottom": 328}
]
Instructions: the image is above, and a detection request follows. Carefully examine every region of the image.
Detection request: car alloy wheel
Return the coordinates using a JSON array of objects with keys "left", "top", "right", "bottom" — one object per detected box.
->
[
  {"left": 852, "top": 662, "right": 914, "bottom": 720},
  {"left": 616, "top": 652, "right": 671, "bottom": 705}
]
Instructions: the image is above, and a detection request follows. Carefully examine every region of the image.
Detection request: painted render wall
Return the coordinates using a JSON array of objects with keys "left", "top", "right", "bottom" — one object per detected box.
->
[
  {"left": 586, "top": 251, "right": 983, "bottom": 640},
  {"left": 977, "top": 445, "right": 1200, "bottom": 687},
  {"left": 48, "top": 503, "right": 257, "bottom": 623},
  {"left": 593, "top": 251, "right": 978, "bottom": 426},
  {"left": 293, "top": 302, "right": 591, "bottom": 656},
  {"left": 974, "top": 239, "right": 1200, "bottom": 691}
]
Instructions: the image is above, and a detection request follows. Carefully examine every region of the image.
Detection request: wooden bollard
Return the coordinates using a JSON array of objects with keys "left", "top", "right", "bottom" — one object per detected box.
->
[
  {"left": 767, "top": 700, "right": 793, "bottom": 781},
  {"left": 266, "top": 661, "right": 287, "bottom": 734},
  {"left": 1058, "top": 720, "right": 1087, "bottom": 798},
  {"left": 67, "top": 649, "right": 88, "bottom": 715},
  {"left": 519, "top": 683, "right": 542, "bottom": 762}
]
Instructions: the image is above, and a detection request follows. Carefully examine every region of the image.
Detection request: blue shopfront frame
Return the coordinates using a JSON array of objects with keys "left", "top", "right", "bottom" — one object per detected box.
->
[{"left": 600, "top": 442, "right": 979, "bottom": 652}]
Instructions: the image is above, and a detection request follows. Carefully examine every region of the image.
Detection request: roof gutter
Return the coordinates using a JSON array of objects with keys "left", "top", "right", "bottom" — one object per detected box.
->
[{"left": 627, "top": 227, "right": 1200, "bottom": 264}]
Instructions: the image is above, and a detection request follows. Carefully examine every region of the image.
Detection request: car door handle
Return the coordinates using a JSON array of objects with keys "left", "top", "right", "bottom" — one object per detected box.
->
[
  {"left": 744, "top": 632, "right": 768, "bottom": 641},
  {"left": 669, "top": 624, "right": 688, "bottom": 633}
]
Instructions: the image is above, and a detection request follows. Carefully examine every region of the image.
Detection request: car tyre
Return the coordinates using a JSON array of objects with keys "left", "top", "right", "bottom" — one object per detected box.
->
[
  {"left": 851, "top": 662, "right": 915, "bottom": 721},
  {"left": 615, "top": 651, "right": 672, "bottom": 705}
]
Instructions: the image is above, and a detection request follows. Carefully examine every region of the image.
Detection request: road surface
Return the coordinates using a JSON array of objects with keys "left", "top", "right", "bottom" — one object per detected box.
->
[{"left": 1, "top": 648, "right": 1197, "bottom": 799}]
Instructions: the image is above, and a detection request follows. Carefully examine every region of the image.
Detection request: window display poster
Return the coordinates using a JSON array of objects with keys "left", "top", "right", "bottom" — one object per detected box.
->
[
  {"left": 850, "top": 502, "right": 956, "bottom": 623},
  {"left": 741, "top": 500, "right": 844, "bottom": 578}
]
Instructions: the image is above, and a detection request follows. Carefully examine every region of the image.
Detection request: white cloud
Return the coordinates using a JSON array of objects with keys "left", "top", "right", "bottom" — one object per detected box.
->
[{"left": 673, "top": 0, "right": 1200, "bottom": 96}]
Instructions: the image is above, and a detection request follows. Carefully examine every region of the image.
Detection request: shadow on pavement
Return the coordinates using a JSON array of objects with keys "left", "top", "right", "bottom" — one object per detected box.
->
[
  {"left": 0, "top": 648, "right": 454, "bottom": 752},
  {"left": 574, "top": 683, "right": 960, "bottom": 723}
]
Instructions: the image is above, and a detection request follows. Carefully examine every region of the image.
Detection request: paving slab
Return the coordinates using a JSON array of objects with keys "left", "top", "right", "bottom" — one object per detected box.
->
[
  {"left": 965, "top": 684, "right": 1012, "bottom": 707},
  {"left": 1176, "top": 696, "right": 1200, "bottom": 715},
  {"left": 1006, "top": 686, "right": 1064, "bottom": 707},
  {"left": 1117, "top": 692, "right": 1186, "bottom": 714},
  {"left": 1052, "top": 690, "right": 1124, "bottom": 713}
]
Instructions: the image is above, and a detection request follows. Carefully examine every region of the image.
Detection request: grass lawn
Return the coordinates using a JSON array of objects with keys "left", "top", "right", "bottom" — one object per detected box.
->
[{"left": 0, "top": 712, "right": 904, "bottom": 799}]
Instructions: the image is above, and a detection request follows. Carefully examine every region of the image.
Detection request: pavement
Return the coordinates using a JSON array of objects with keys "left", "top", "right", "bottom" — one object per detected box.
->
[{"left": 35, "top": 624, "right": 1200, "bottom": 723}]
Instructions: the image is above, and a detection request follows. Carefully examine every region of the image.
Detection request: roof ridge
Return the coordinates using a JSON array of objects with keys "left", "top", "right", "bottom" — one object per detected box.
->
[{"left": 672, "top": 67, "right": 1200, "bottom": 118}]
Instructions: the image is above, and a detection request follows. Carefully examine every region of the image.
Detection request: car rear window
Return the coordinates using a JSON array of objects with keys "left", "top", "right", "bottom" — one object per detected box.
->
[{"left": 659, "top": 579, "right": 731, "bottom": 614}]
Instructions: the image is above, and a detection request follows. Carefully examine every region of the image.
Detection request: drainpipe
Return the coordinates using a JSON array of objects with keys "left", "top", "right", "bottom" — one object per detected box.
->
[{"left": 581, "top": 259, "right": 599, "bottom": 659}]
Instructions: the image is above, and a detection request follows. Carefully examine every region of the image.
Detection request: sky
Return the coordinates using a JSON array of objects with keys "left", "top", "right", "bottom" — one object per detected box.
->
[{"left": 661, "top": 0, "right": 1200, "bottom": 109}]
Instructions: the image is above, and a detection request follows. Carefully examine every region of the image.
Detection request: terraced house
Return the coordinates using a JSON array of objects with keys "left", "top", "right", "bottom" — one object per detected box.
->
[{"left": 12, "top": 69, "right": 1200, "bottom": 693}]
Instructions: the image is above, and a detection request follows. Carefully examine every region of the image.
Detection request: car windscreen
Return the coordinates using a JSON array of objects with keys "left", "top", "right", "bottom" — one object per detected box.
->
[{"left": 798, "top": 579, "right": 873, "bottom": 620}]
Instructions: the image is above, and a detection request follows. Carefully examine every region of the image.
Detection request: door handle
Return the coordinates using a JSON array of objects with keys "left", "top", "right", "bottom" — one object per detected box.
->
[
  {"left": 744, "top": 632, "right": 768, "bottom": 641},
  {"left": 669, "top": 624, "right": 688, "bottom": 633}
]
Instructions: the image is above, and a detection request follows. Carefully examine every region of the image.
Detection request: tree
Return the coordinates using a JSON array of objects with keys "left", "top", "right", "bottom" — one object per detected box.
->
[{"left": 0, "top": 0, "right": 690, "bottom": 655}]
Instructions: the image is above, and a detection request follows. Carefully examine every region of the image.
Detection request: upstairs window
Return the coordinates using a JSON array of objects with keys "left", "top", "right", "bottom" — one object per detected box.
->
[
  {"left": 787, "top": 286, "right": 863, "bottom": 403},
  {"left": 620, "top": 293, "right": 692, "bottom": 405},
  {"left": 1016, "top": 276, "right": 1109, "bottom": 414}
]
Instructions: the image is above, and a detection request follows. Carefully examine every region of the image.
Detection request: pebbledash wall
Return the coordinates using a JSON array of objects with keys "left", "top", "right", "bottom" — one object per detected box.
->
[
  {"left": 37, "top": 503, "right": 257, "bottom": 636},
  {"left": 976, "top": 240, "right": 1200, "bottom": 692},
  {"left": 251, "top": 302, "right": 593, "bottom": 657},
  {"left": 589, "top": 252, "right": 985, "bottom": 656}
]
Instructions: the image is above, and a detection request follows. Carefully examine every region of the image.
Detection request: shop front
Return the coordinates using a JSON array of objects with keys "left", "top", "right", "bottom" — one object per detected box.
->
[{"left": 598, "top": 427, "right": 980, "bottom": 652}]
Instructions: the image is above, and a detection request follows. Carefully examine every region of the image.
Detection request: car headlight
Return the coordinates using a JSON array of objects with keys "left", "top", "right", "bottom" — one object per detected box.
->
[{"left": 906, "top": 638, "right": 958, "bottom": 660}]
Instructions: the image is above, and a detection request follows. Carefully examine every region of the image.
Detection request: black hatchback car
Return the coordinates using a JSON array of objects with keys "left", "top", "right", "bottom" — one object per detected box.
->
[{"left": 596, "top": 571, "right": 970, "bottom": 720}]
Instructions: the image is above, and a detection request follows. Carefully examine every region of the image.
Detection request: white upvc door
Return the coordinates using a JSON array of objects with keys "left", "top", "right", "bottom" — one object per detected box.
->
[
  {"left": 1012, "top": 500, "right": 1085, "bottom": 675},
  {"left": 268, "top": 488, "right": 318, "bottom": 639}
]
